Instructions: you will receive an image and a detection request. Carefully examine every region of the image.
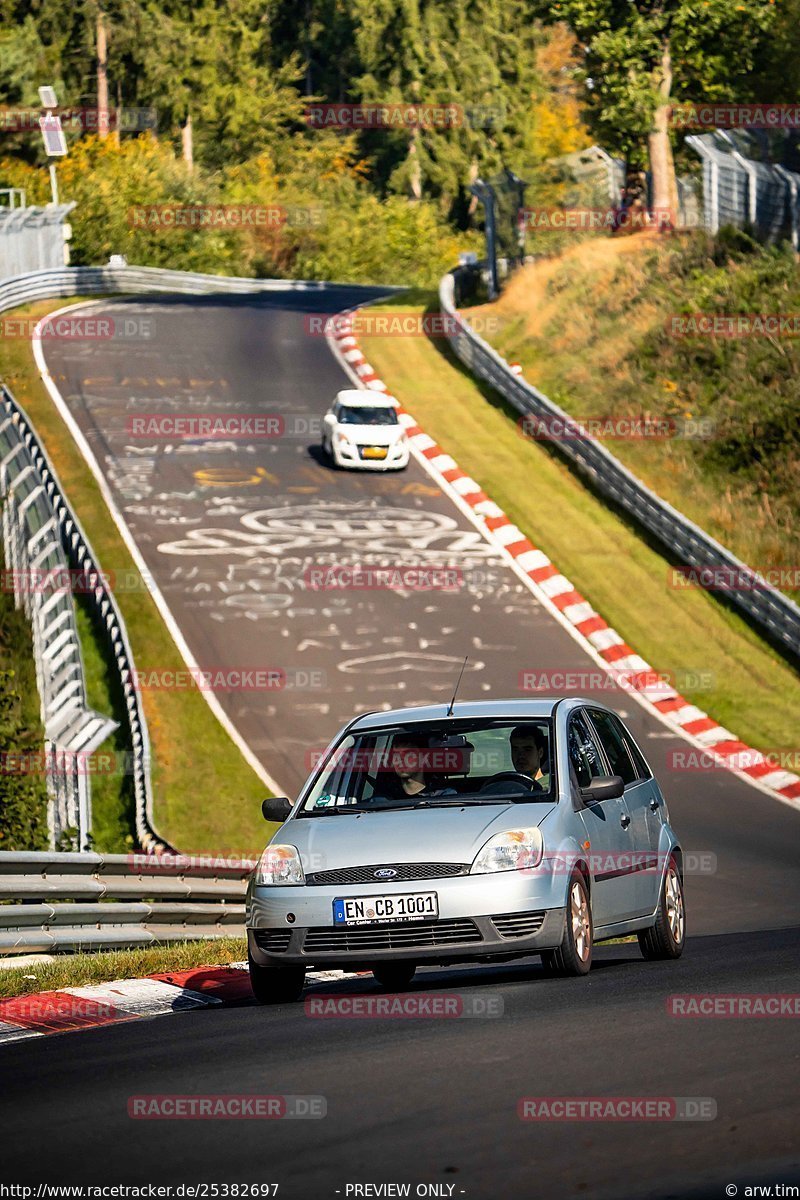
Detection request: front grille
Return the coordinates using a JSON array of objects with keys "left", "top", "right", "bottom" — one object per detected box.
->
[
  {"left": 253, "top": 929, "right": 291, "bottom": 953},
  {"left": 303, "top": 918, "right": 481, "bottom": 954},
  {"left": 491, "top": 911, "right": 546, "bottom": 939},
  {"left": 306, "top": 862, "right": 468, "bottom": 886}
]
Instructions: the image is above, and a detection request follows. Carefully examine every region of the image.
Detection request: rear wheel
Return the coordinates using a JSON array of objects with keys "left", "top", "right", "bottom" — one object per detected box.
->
[
  {"left": 248, "top": 954, "right": 306, "bottom": 1004},
  {"left": 372, "top": 962, "right": 416, "bottom": 991},
  {"left": 542, "top": 872, "right": 593, "bottom": 977},
  {"left": 638, "top": 857, "right": 685, "bottom": 960}
]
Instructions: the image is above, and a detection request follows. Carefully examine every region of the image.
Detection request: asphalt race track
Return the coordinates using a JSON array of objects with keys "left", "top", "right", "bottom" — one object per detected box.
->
[{"left": 2, "top": 288, "right": 797, "bottom": 1197}]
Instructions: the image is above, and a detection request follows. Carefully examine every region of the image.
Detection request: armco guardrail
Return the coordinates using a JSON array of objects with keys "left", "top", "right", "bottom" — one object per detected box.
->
[
  {"left": 0, "top": 263, "right": 334, "bottom": 310},
  {"left": 0, "top": 391, "right": 118, "bottom": 849},
  {"left": 0, "top": 851, "right": 249, "bottom": 954},
  {"left": 441, "top": 267, "right": 800, "bottom": 658}
]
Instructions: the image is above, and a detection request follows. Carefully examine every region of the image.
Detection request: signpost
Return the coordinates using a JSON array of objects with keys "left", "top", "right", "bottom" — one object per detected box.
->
[{"left": 38, "top": 85, "right": 67, "bottom": 206}]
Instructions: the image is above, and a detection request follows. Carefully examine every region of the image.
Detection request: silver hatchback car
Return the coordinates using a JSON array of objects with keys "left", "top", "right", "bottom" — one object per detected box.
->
[{"left": 247, "top": 699, "right": 686, "bottom": 1002}]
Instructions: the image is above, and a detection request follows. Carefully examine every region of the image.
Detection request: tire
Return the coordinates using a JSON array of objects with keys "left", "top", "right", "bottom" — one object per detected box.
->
[
  {"left": 248, "top": 954, "right": 306, "bottom": 1004},
  {"left": 638, "top": 856, "right": 685, "bottom": 960},
  {"left": 541, "top": 872, "right": 593, "bottom": 977},
  {"left": 372, "top": 962, "right": 416, "bottom": 991}
]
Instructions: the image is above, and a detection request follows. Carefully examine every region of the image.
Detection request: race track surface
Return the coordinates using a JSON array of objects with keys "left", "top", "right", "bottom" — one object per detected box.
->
[{"left": 7, "top": 288, "right": 797, "bottom": 1198}]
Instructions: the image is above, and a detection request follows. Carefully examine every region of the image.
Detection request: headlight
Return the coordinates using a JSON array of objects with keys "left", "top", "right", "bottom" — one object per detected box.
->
[
  {"left": 336, "top": 431, "right": 350, "bottom": 444},
  {"left": 470, "top": 828, "right": 544, "bottom": 874},
  {"left": 254, "top": 844, "right": 305, "bottom": 885}
]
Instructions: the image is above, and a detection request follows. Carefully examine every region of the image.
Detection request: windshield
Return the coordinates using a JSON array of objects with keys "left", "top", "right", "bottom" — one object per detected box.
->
[
  {"left": 338, "top": 405, "right": 398, "bottom": 426},
  {"left": 300, "top": 720, "right": 555, "bottom": 814}
]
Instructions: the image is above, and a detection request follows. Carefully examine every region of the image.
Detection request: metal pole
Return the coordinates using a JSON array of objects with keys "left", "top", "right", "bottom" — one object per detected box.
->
[
  {"left": 471, "top": 180, "right": 499, "bottom": 300},
  {"left": 49, "top": 163, "right": 59, "bottom": 206}
]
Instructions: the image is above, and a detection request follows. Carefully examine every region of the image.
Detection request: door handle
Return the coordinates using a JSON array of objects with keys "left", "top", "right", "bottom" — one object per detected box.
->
[
  {"left": 620, "top": 813, "right": 631, "bottom": 828},
  {"left": 649, "top": 799, "right": 660, "bottom": 812}
]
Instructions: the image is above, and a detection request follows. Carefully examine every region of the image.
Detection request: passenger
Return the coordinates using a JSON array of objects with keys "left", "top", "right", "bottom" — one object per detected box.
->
[{"left": 509, "top": 724, "right": 550, "bottom": 787}]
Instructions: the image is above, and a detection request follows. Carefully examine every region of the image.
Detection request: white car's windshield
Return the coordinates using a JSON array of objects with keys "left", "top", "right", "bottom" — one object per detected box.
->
[
  {"left": 338, "top": 406, "right": 398, "bottom": 426},
  {"left": 301, "top": 720, "right": 555, "bottom": 814}
]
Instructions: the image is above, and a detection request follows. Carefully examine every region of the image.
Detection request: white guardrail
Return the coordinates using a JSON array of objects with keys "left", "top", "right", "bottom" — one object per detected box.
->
[
  {"left": 1, "top": 388, "right": 119, "bottom": 849},
  {"left": 0, "top": 265, "right": 338, "bottom": 858},
  {"left": 441, "top": 266, "right": 800, "bottom": 659},
  {"left": 0, "top": 852, "right": 248, "bottom": 954}
]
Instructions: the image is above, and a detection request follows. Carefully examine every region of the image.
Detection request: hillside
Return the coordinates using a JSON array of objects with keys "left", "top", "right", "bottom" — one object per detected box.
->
[{"left": 469, "top": 231, "right": 800, "bottom": 601}]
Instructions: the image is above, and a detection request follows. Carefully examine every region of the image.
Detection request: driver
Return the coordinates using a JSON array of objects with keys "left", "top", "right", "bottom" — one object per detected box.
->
[
  {"left": 509, "top": 724, "right": 550, "bottom": 788},
  {"left": 388, "top": 732, "right": 457, "bottom": 798}
]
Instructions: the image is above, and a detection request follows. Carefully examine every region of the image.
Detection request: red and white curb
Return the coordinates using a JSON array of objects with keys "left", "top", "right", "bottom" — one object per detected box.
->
[
  {"left": 327, "top": 313, "right": 800, "bottom": 812},
  {"left": 0, "top": 964, "right": 368, "bottom": 1044}
]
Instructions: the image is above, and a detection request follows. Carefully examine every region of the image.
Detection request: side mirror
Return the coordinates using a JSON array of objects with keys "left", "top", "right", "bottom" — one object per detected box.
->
[
  {"left": 262, "top": 796, "right": 292, "bottom": 822},
  {"left": 580, "top": 775, "right": 624, "bottom": 804}
]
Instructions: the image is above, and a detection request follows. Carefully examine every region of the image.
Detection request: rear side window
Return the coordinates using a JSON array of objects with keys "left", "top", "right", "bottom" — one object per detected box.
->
[
  {"left": 587, "top": 709, "right": 638, "bottom": 785},
  {"left": 568, "top": 713, "right": 606, "bottom": 789}
]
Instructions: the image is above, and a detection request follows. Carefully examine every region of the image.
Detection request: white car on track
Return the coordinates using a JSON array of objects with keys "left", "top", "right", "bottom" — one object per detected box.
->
[{"left": 321, "top": 390, "right": 409, "bottom": 471}]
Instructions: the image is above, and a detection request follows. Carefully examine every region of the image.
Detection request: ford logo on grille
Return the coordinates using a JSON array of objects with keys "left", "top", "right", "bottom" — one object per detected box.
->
[{"left": 373, "top": 868, "right": 398, "bottom": 879}]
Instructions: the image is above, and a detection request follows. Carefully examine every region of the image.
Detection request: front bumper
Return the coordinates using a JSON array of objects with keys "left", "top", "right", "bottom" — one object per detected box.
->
[
  {"left": 332, "top": 441, "right": 409, "bottom": 471},
  {"left": 248, "top": 908, "right": 565, "bottom": 969},
  {"left": 247, "top": 871, "right": 567, "bottom": 969}
]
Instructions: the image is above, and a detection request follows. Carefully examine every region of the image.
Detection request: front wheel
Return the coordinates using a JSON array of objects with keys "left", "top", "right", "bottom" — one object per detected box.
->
[
  {"left": 248, "top": 954, "right": 306, "bottom": 1004},
  {"left": 372, "top": 962, "right": 416, "bottom": 991},
  {"left": 541, "top": 872, "right": 593, "bottom": 977},
  {"left": 638, "top": 856, "right": 685, "bottom": 960}
]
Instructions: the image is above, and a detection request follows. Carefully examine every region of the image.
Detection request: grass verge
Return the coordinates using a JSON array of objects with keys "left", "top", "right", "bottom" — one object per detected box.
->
[
  {"left": 0, "top": 937, "right": 247, "bottom": 999},
  {"left": 0, "top": 298, "right": 272, "bottom": 853},
  {"left": 360, "top": 293, "right": 800, "bottom": 754}
]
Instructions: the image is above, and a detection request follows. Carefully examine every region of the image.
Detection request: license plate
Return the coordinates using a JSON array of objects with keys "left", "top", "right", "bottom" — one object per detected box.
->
[
  {"left": 333, "top": 891, "right": 438, "bottom": 926},
  {"left": 362, "top": 446, "right": 387, "bottom": 460}
]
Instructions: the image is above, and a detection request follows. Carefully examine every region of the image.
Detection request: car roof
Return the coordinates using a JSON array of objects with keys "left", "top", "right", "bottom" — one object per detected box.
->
[
  {"left": 348, "top": 699, "right": 566, "bottom": 733},
  {"left": 335, "top": 389, "right": 396, "bottom": 408}
]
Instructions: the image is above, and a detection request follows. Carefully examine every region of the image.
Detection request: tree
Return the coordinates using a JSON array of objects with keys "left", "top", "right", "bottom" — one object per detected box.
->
[{"left": 546, "top": 0, "right": 777, "bottom": 215}]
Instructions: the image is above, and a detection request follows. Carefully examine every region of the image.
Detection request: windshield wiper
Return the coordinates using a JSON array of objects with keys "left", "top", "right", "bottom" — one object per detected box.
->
[{"left": 302, "top": 802, "right": 420, "bottom": 816}]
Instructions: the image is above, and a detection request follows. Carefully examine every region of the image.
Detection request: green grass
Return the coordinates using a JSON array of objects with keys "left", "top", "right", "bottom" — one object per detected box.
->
[
  {"left": 73, "top": 595, "right": 135, "bottom": 852},
  {"left": 0, "top": 544, "right": 49, "bottom": 851},
  {"left": 0, "top": 937, "right": 247, "bottom": 999},
  {"left": 0, "top": 298, "right": 275, "bottom": 854},
  {"left": 361, "top": 292, "right": 800, "bottom": 755}
]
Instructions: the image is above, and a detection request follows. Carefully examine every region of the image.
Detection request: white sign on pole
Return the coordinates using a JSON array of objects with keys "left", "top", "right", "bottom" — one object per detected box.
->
[
  {"left": 38, "top": 85, "right": 58, "bottom": 110},
  {"left": 39, "top": 114, "right": 67, "bottom": 157}
]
